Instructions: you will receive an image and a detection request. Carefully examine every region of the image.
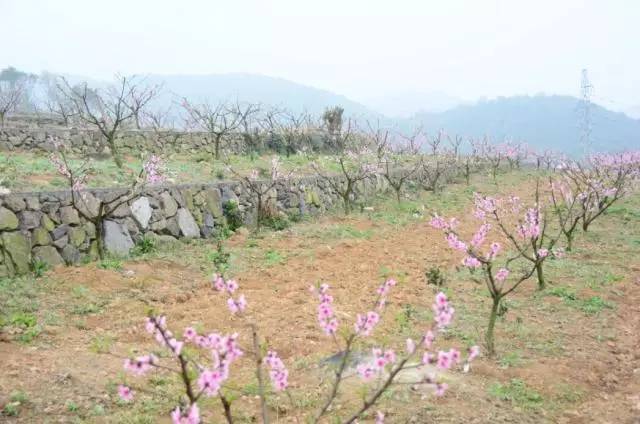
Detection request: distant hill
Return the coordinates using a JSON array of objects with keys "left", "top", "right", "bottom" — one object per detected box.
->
[
  {"left": 14, "top": 66, "right": 640, "bottom": 154},
  {"left": 146, "top": 73, "right": 383, "bottom": 121},
  {"left": 407, "top": 95, "right": 640, "bottom": 154},
  {"left": 625, "top": 105, "right": 640, "bottom": 120},
  {"left": 361, "top": 91, "right": 463, "bottom": 118}
]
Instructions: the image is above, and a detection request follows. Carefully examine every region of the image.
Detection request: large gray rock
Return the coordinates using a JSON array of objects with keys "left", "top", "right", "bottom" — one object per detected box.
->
[
  {"left": 160, "top": 192, "right": 178, "bottom": 217},
  {"left": 2, "top": 195, "right": 25, "bottom": 212},
  {"left": 202, "top": 213, "right": 215, "bottom": 238},
  {"left": 221, "top": 186, "right": 239, "bottom": 205},
  {"left": 25, "top": 197, "right": 40, "bottom": 210},
  {"left": 131, "top": 197, "right": 152, "bottom": 229},
  {"left": 32, "top": 246, "right": 64, "bottom": 267},
  {"left": 110, "top": 202, "right": 130, "bottom": 218},
  {"left": 0, "top": 232, "right": 31, "bottom": 275},
  {"left": 0, "top": 207, "right": 19, "bottom": 230},
  {"left": 51, "top": 224, "right": 70, "bottom": 240},
  {"left": 176, "top": 208, "right": 200, "bottom": 238},
  {"left": 203, "top": 188, "right": 223, "bottom": 218},
  {"left": 59, "top": 206, "right": 80, "bottom": 225},
  {"left": 61, "top": 245, "right": 81, "bottom": 265},
  {"left": 32, "top": 227, "right": 52, "bottom": 246},
  {"left": 75, "top": 191, "right": 101, "bottom": 219},
  {"left": 164, "top": 217, "right": 181, "bottom": 237},
  {"left": 103, "top": 220, "right": 134, "bottom": 256},
  {"left": 52, "top": 235, "right": 69, "bottom": 249},
  {"left": 19, "top": 211, "right": 42, "bottom": 230}
]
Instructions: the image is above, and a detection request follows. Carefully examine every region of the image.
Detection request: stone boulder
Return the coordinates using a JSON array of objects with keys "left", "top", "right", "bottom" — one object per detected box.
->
[
  {"left": 103, "top": 220, "right": 134, "bottom": 256},
  {"left": 160, "top": 192, "right": 178, "bottom": 217},
  {"left": 32, "top": 246, "right": 64, "bottom": 267},
  {"left": 176, "top": 208, "right": 200, "bottom": 238},
  {"left": 203, "top": 188, "right": 223, "bottom": 218},
  {"left": 59, "top": 206, "right": 80, "bottom": 225},
  {"left": 0, "top": 207, "right": 19, "bottom": 230},
  {"left": 131, "top": 197, "right": 152, "bottom": 229},
  {"left": 0, "top": 232, "right": 31, "bottom": 274}
]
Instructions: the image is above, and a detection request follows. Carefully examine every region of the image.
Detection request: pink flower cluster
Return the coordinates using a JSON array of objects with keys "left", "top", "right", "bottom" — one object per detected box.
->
[
  {"left": 118, "top": 384, "right": 134, "bottom": 402},
  {"left": 495, "top": 268, "right": 510, "bottom": 283},
  {"left": 447, "top": 233, "right": 467, "bottom": 251},
  {"left": 145, "top": 315, "right": 184, "bottom": 356},
  {"left": 357, "top": 293, "right": 479, "bottom": 399},
  {"left": 517, "top": 207, "right": 541, "bottom": 239},
  {"left": 212, "top": 274, "right": 247, "bottom": 314},
  {"left": 353, "top": 279, "right": 397, "bottom": 336},
  {"left": 432, "top": 292, "right": 455, "bottom": 329},
  {"left": 143, "top": 155, "right": 166, "bottom": 184},
  {"left": 357, "top": 348, "right": 398, "bottom": 380},
  {"left": 355, "top": 311, "right": 381, "bottom": 336},
  {"left": 471, "top": 223, "right": 491, "bottom": 248},
  {"left": 313, "top": 283, "right": 339, "bottom": 335},
  {"left": 473, "top": 194, "right": 497, "bottom": 219},
  {"left": 124, "top": 354, "right": 158, "bottom": 376},
  {"left": 186, "top": 329, "right": 244, "bottom": 397},
  {"left": 431, "top": 212, "right": 502, "bottom": 270},
  {"left": 265, "top": 351, "right": 289, "bottom": 391},
  {"left": 430, "top": 214, "right": 458, "bottom": 230},
  {"left": 375, "top": 278, "right": 397, "bottom": 309},
  {"left": 171, "top": 404, "right": 200, "bottom": 424}
]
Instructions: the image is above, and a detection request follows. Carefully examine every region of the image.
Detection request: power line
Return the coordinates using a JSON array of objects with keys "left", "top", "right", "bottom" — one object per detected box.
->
[{"left": 578, "top": 68, "right": 593, "bottom": 154}]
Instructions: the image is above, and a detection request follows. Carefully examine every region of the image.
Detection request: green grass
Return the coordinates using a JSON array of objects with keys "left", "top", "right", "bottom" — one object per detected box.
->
[
  {"left": 321, "top": 224, "right": 374, "bottom": 240},
  {"left": 0, "top": 151, "right": 341, "bottom": 191},
  {"left": 489, "top": 379, "right": 544, "bottom": 410},
  {"left": 264, "top": 249, "right": 286, "bottom": 266},
  {"left": 98, "top": 257, "right": 124, "bottom": 271},
  {"left": 546, "top": 286, "right": 614, "bottom": 315},
  {"left": 498, "top": 351, "right": 524, "bottom": 368}
]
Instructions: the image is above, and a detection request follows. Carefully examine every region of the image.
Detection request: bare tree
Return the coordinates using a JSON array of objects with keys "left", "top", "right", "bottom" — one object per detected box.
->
[
  {"left": 140, "top": 106, "right": 182, "bottom": 148},
  {"left": 182, "top": 99, "right": 241, "bottom": 159},
  {"left": 271, "top": 110, "right": 313, "bottom": 156},
  {"left": 42, "top": 75, "right": 78, "bottom": 126},
  {"left": 312, "top": 141, "right": 379, "bottom": 214},
  {"left": 0, "top": 80, "right": 26, "bottom": 127},
  {"left": 374, "top": 125, "right": 423, "bottom": 202},
  {"left": 225, "top": 156, "right": 293, "bottom": 231},
  {"left": 125, "top": 79, "right": 162, "bottom": 129},
  {"left": 58, "top": 75, "right": 158, "bottom": 167},
  {"left": 235, "top": 102, "right": 262, "bottom": 153}
]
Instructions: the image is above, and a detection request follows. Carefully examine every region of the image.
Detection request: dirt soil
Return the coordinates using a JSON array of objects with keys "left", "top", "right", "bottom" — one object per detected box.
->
[{"left": 1, "top": 181, "right": 639, "bottom": 423}]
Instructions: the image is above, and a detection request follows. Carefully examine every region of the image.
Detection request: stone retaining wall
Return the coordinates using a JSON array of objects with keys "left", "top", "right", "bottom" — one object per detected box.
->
[
  {"left": 0, "top": 174, "right": 389, "bottom": 277},
  {"left": 0, "top": 126, "right": 249, "bottom": 155}
]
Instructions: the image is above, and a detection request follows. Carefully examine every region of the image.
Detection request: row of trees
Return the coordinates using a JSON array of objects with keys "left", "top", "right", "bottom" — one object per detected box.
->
[
  {"left": 1, "top": 71, "right": 352, "bottom": 164},
  {"left": 431, "top": 150, "right": 640, "bottom": 355}
]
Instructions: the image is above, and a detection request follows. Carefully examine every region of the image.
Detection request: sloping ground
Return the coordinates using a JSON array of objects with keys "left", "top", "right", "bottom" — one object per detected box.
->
[{"left": 0, "top": 171, "right": 639, "bottom": 423}]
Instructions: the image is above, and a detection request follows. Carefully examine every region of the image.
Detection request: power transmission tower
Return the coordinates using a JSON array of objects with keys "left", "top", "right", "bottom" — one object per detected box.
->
[{"left": 578, "top": 68, "right": 593, "bottom": 154}]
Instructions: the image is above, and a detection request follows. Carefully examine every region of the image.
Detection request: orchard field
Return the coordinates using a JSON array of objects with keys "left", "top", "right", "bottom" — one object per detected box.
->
[{"left": 1, "top": 164, "right": 639, "bottom": 423}]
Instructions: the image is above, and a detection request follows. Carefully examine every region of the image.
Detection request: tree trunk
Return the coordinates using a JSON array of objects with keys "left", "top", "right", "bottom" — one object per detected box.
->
[
  {"left": 108, "top": 137, "right": 124, "bottom": 168},
  {"left": 566, "top": 231, "right": 574, "bottom": 252},
  {"left": 486, "top": 296, "right": 501, "bottom": 357},
  {"left": 535, "top": 262, "right": 545, "bottom": 290},
  {"left": 256, "top": 195, "right": 262, "bottom": 232},
  {"left": 215, "top": 135, "right": 222, "bottom": 160}
]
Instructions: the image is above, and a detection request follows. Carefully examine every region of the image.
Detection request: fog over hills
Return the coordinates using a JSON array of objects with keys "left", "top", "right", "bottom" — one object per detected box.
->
[
  {"left": 146, "top": 73, "right": 383, "bottom": 121},
  {"left": 14, "top": 69, "right": 640, "bottom": 154},
  {"left": 407, "top": 95, "right": 640, "bottom": 154}
]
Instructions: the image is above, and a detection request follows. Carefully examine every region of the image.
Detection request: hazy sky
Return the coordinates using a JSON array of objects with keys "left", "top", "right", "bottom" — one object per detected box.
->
[{"left": 2, "top": 0, "right": 638, "bottom": 110}]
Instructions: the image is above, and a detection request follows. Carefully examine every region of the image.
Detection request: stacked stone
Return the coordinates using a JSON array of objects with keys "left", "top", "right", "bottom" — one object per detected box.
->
[
  {"left": 0, "top": 174, "right": 387, "bottom": 277},
  {"left": 0, "top": 127, "right": 247, "bottom": 155}
]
